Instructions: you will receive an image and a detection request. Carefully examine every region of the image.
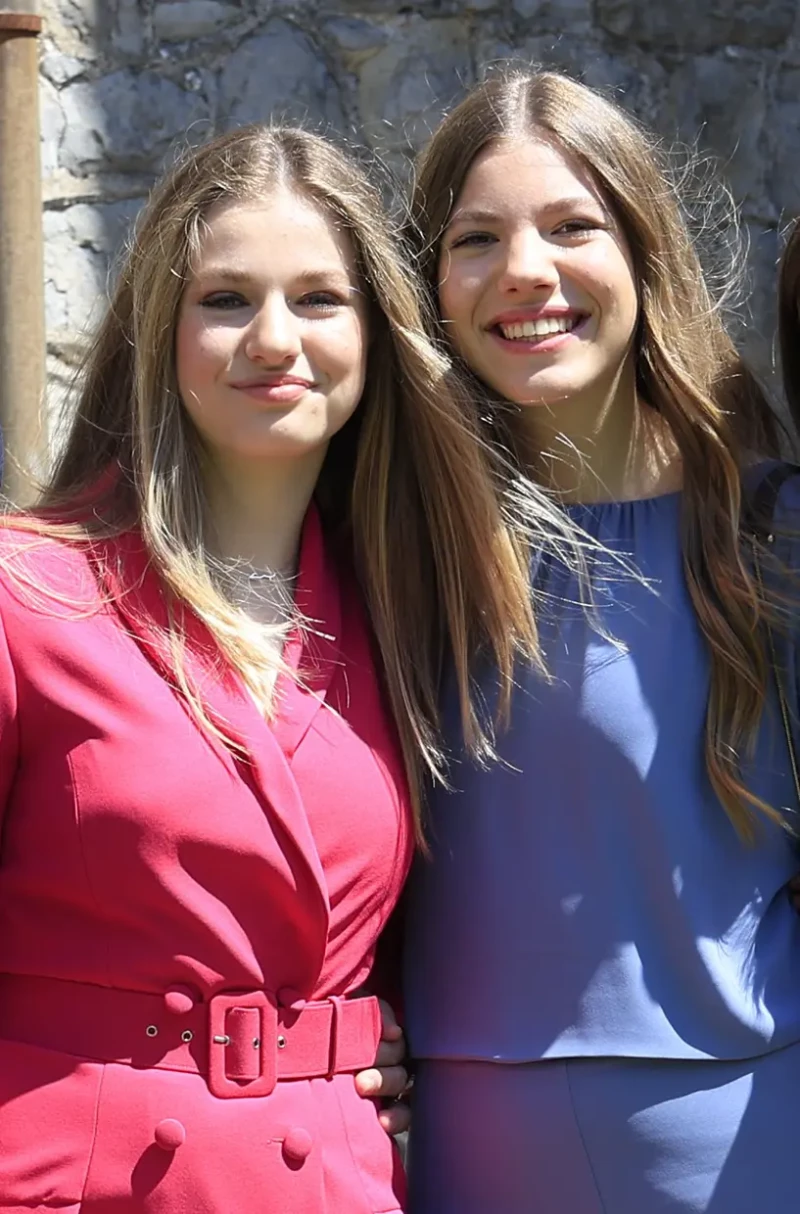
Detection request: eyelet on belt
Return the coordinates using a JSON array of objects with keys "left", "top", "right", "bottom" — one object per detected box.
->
[
  {"left": 181, "top": 1029, "right": 194, "bottom": 1043},
  {"left": 146, "top": 1024, "right": 159, "bottom": 1037}
]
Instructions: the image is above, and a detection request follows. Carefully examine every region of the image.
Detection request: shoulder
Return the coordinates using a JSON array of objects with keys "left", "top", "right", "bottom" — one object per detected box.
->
[
  {"left": 0, "top": 522, "right": 108, "bottom": 616},
  {"left": 773, "top": 464, "right": 800, "bottom": 527},
  {"left": 742, "top": 460, "right": 800, "bottom": 531},
  {"left": 743, "top": 464, "right": 800, "bottom": 611}
]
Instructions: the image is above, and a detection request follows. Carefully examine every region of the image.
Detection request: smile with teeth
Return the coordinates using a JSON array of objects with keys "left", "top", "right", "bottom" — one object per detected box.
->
[{"left": 497, "top": 316, "right": 579, "bottom": 340}]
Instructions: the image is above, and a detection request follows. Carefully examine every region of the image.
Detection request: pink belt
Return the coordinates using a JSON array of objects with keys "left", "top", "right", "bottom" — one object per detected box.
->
[{"left": 0, "top": 973, "right": 381, "bottom": 1099}]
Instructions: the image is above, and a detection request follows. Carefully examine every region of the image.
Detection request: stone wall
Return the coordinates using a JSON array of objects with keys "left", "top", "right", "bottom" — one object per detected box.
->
[{"left": 39, "top": 0, "right": 800, "bottom": 411}]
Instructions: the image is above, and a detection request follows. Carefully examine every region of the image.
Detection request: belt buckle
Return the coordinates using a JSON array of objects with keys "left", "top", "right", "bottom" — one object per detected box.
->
[{"left": 207, "top": 990, "right": 278, "bottom": 1099}]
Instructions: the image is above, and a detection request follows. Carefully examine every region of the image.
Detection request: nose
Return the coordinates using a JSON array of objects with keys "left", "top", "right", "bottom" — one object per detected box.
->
[
  {"left": 497, "top": 228, "right": 559, "bottom": 295},
  {"left": 243, "top": 295, "right": 301, "bottom": 365}
]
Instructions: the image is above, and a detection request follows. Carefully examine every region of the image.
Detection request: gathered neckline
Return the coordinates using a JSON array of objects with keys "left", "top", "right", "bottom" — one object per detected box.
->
[{"left": 566, "top": 488, "right": 682, "bottom": 510}]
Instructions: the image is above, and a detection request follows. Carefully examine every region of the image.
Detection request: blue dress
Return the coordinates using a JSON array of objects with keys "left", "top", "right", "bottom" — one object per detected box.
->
[{"left": 404, "top": 471, "right": 800, "bottom": 1213}]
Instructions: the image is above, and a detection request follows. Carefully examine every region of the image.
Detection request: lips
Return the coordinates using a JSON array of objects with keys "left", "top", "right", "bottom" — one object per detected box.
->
[
  {"left": 487, "top": 308, "right": 588, "bottom": 342},
  {"left": 229, "top": 376, "right": 314, "bottom": 391},
  {"left": 499, "top": 316, "right": 577, "bottom": 340},
  {"left": 229, "top": 375, "right": 317, "bottom": 404},
  {"left": 483, "top": 310, "right": 590, "bottom": 356}
]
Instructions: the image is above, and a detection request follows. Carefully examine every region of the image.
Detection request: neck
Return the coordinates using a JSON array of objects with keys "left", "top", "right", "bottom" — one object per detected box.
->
[
  {"left": 205, "top": 451, "right": 324, "bottom": 572},
  {"left": 519, "top": 364, "right": 681, "bottom": 503}
]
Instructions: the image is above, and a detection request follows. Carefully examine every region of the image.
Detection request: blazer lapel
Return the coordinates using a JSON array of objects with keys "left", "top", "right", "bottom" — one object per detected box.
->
[
  {"left": 96, "top": 510, "right": 337, "bottom": 959},
  {"left": 270, "top": 504, "right": 342, "bottom": 762}
]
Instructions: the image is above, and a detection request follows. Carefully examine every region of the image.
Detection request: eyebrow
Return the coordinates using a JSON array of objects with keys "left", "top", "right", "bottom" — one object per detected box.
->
[
  {"left": 192, "top": 266, "right": 358, "bottom": 289},
  {"left": 446, "top": 195, "right": 608, "bottom": 228}
]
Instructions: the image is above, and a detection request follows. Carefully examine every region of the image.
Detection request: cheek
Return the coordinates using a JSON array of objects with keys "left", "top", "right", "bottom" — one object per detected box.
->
[
  {"left": 174, "top": 318, "right": 192, "bottom": 392},
  {"left": 175, "top": 319, "right": 207, "bottom": 396},
  {"left": 437, "top": 273, "right": 478, "bottom": 357},
  {"left": 621, "top": 266, "right": 640, "bottom": 328},
  {"left": 345, "top": 337, "right": 368, "bottom": 411},
  {"left": 436, "top": 255, "right": 462, "bottom": 324},
  {"left": 607, "top": 269, "right": 639, "bottom": 339},
  {"left": 175, "top": 316, "right": 232, "bottom": 389},
  {"left": 586, "top": 249, "right": 639, "bottom": 329},
  {"left": 322, "top": 319, "right": 368, "bottom": 393}
]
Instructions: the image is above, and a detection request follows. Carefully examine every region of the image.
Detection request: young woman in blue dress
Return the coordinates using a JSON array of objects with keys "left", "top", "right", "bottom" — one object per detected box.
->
[{"left": 402, "top": 69, "right": 800, "bottom": 1213}]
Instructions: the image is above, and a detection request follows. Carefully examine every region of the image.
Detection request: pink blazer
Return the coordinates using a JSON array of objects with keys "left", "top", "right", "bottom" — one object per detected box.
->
[{"left": 0, "top": 506, "right": 412, "bottom": 1213}]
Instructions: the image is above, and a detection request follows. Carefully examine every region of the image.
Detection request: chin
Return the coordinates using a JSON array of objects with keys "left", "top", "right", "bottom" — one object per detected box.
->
[
  {"left": 220, "top": 432, "right": 331, "bottom": 463},
  {"left": 502, "top": 377, "right": 588, "bottom": 408},
  {"left": 492, "top": 386, "right": 560, "bottom": 408}
]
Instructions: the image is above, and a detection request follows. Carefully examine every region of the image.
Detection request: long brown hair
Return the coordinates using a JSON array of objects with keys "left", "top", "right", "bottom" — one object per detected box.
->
[
  {"left": 6, "top": 124, "right": 587, "bottom": 840},
  {"left": 411, "top": 68, "right": 788, "bottom": 839}
]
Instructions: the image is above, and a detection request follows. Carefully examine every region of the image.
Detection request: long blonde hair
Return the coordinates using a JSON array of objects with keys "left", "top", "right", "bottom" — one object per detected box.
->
[
  {"left": 6, "top": 124, "right": 585, "bottom": 839},
  {"left": 411, "top": 68, "right": 789, "bottom": 839}
]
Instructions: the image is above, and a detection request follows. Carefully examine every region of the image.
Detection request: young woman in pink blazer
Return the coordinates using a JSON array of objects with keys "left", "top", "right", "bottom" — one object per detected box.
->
[{"left": 0, "top": 126, "right": 565, "bottom": 1212}]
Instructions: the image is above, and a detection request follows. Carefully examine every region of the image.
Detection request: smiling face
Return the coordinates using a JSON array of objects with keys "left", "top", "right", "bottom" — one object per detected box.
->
[
  {"left": 175, "top": 189, "right": 368, "bottom": 478},
  {"left": 437, "top": 137, "right": 640, "bottom": 414}
]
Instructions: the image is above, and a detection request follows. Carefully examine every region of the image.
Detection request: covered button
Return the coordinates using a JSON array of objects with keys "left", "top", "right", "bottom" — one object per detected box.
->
[
  {"left": 154, "top": 1119, "right": 186, "bottom": 1151},
  {"left": 282, "top": 1127, "right": 313, "bottom": 1164},
  {"left": 164, "top": 985, "right": 197, "bottom": 1016}
]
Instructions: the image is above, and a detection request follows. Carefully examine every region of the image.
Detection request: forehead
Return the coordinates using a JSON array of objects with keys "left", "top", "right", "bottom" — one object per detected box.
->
[
  {"left": 453, "top": 136, "right": 607, "bottom": 214},
  {"left": 191, "top": 190, "right": 359, "bottom": 275}
]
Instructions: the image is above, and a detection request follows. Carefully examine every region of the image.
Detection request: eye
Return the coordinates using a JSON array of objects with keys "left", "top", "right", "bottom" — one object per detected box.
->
[
  {"left": 297, "top": 290, "right": 347, "bottom": 311},
  {"left": 199, "top": 291, "right": 248, "bottom": 310},
  {"left": 552, "top": 218, "right": 605, "bottom": 236},
  {"left": 448, "top": 231, "right": 498, "bottom": 250}
]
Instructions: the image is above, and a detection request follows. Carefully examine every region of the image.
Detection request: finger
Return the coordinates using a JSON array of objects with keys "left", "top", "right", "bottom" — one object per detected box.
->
[
  {"left": 378, "top": 1101, "right": 411, "bottom": 1136},
  {"left": 374, "top": 1035, "right": 405, "bottom": 1068},
  {"left": 354, "top": 1064, "right": 409, "bottom": 1099},
  {"left": 377, "top": 998, "right": 403, "bottom": 1042}
]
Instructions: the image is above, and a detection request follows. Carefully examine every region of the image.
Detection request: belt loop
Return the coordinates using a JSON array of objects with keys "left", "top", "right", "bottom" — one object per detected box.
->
[{"left": 326, "top": 995, "right": 345, "bottom": 1078}]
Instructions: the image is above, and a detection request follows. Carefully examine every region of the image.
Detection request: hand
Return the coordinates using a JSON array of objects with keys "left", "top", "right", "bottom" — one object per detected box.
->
[
  {"left": 788, "top": 872, "right": 800, "bottom": 913},
  {"left": 355, "top": 998, "right": 412, "bottom": 1135}
]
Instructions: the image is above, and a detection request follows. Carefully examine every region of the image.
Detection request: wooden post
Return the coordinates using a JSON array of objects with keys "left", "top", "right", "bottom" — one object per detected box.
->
[{"left": 0, "top": 2, "right": 45, "bottom": 504}]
